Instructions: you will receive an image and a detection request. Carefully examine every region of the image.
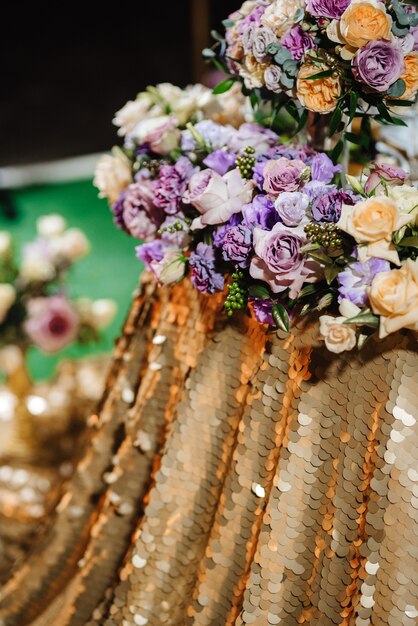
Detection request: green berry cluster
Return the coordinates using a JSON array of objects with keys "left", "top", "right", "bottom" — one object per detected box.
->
[
  {"left": 225, "top": 271, "right": 247, "bottom": 316},
  {"left": 236, "top": 147, "right": 256, "bottom": 179},
  {"left": 304, "top": 222, "right": 343, "bottom": 252},
  {"left": 147, "top": 160, "right": 161, "bottom": 177},
  {"left": 158, "top": 218, "right": 190, "bottom": 236}
]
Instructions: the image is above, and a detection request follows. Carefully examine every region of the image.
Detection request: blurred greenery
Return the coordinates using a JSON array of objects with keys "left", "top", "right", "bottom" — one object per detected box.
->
[{"left": 1, "top": 179, "right": 143, "bottom": 381}]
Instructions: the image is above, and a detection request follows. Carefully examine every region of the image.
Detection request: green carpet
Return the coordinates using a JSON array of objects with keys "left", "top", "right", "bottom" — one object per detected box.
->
[{"left": 2, "top": 179, "right": 143, "bottom": 381}]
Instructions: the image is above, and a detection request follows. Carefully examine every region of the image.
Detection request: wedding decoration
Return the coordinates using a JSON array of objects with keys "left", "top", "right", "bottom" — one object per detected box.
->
[
  {"left": 0, "top": 215, "right": 116, "bottom": 359},
  {"left": 96, "top": 84, "right": 418, "bottom": 354},
  {"left": 206, "top": 0, "right": 418, "bottom": 152}
]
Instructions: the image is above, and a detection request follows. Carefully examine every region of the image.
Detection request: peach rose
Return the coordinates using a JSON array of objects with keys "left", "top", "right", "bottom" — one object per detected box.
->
[
  {"left": 337, "top": 197, "right": 411, "bottom": 265},
  {"left": 339, "top": 0, "right": 392, "bottom": 49},
  {"left": 369, "top": 259, "right": 418, "bottom": 338},
  {"left": 262, "top": 0, "right": 306, "bottom": 37},
  {"left": 319, "top": 315, "right": 357, "bottom": 353},
  {"left": 296, "top": 64, "right": 341, "bottom": 113},
  {"left": 94, "top": 148, "right": 133, "bottom": 204},
  {"left": 400, "top": 52, "right": 418, "bottom": 100},
  {"left": 240, "top": 53, "right": 268, "bottom": 89}
]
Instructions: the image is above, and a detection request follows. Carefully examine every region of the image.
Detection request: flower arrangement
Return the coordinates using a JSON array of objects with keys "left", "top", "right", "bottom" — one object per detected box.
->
[
  {"left": 96, "top": 82, "right": 418, "bottom": 353},
  {"left": 206, "top": 0, "right": 418, "bottom": 148},
  {"left": 0, "top": 215, "right": 116, "bottom": 356}
]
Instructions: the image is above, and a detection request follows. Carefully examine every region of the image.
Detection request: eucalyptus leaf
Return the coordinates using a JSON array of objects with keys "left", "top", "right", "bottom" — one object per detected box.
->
[
  {"left": 274, "top": 47, "right": 292, "bottom": 64},
  {"left": 222, "top": 19, "right": 235, "bottom": 28},
  {"left": 213, "top": 78, "right": 235, "bottom": 94},
  {"left": 211, "top": 30, "right": 225, "bottom": 43},
  {"left": 283, "top": 59, "right": 298, "bottom": 76},
  {"left": 280, "top": 73, "right": 295, "bottom": 89},
  {"left": 202, "top": 48, "right": 215, "bottom": 58},
  {"left": 387, "top": 79, "right": 406, "bottom": 98},
  {"left": 272, "top": 303, "right": 290, "bottom": 333},
  {"left": 294, "top": 7, "right": 304, "bottom": 22},
  {"left": 266, "top": 42, "right": 280, "bottom": 55}
]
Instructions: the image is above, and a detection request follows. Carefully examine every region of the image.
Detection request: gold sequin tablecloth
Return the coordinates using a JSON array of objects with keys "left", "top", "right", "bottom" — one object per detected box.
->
[{"left": 1, "top": 275, "right": 418, "bottom": 626}]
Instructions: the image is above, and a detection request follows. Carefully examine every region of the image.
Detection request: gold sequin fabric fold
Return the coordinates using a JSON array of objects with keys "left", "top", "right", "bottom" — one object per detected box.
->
[{"left": 1, "top": 276, "right": 417, "bottom": 626}]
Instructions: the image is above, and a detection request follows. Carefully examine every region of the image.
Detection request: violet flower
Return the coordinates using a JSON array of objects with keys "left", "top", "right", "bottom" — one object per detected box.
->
[
  {"left": 189, "top": 243, "right": 224, "bottom": 294},
  {"left": 222, "top": 224, "right": 253, "bottom": 268},
  {"left": 338, "top": 257, "right": 390, "bottom": 306}
]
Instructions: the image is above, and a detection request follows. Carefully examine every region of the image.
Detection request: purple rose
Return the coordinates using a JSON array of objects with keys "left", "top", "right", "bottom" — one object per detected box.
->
[
  {"left": 228, "top": 123, "right": 278, "bottom": 156},
  {"left": 353, "top": 41, "right": 405, "bottom": 93},
  {"left": 306, "top": 0, "right": 350, "bottom": 19},
  {"left": 253, "top": 146, "right": 311, "bottom": 189},
  {"left": 274, "top": 192, "right": 310, "bottom": 226},
  {"left": 263, "top": 157, "right": 307, "bottom": 196},
  {"left": 189, "top": 243, "right": 224, "bottom": 294},
  {"left": 237, "top": 6, "right": 265, "bottom": 35},
  {"left": 251, "top": 299, "right": 274, "bottom": 325},
  {"left": 338, "top": 257, "right": 390, "bottom": 306},
  {"left": 364, "top": 162, "right": 408, "bottom": 195},
  {"left": 252, "top": 26, "right": 278, "bottom": 62},
  {"left": 250, "top": 223, "right": 317, "bottom": 298},
  {"left": 203, "top": 149, "right": 236, "bottom": 176},
  {"left": 311, "top": 188, "right": 357, "bottom": 223},
  {"left": 242, "top": 195, "right": 279, "bottom": 230},
  {"left": 222, "top": 224, "right": 253, "bottom": 267},
  {"left": 282, "top": 26, "right": 316, "bottom": 61},
  {"left": 213, "top": 214, "right": 242, "bottom": 249},
  {"left": 311, "top": 153, "right": 342, "bottom": 184},
  {"left": 121, "top": 182, "right": 164, "bottom": 241},
  {"left": 153, "top": 157, "right": 197, "bottom": 215}
]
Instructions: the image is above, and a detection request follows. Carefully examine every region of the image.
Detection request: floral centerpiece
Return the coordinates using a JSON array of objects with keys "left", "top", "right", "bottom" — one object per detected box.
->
[
  {"left": 206, "top": 0, "right": 418, "bottom": 153},
  {"left": 0, "top": 215, "right": 116, "bottom": 361},
  {"left": 95, "top": 82, "right": 418, "bottom": 354}
]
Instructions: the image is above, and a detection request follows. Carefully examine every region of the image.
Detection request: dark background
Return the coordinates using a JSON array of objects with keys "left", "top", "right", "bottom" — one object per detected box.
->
[{"left": 1, "top": 1, "right": 238, "bottom": 166}]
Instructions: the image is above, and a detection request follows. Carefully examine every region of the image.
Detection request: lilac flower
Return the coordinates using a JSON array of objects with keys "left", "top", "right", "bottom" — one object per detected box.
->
[
  {"left": 338, "top": 257, "right": 390, "bottom": 306},
  {"left": 311, "top": 188, "right": 358, "bottom": 223},
  {"left": 111, "top": 193, "right": 126, "bottom": 230},
  {"left": 203, "top": 149, "right": 236, "bottom": 176},
  {"left": 181, "top": 120, "right": 235, "bottom": 152},
  {"left": 189, "top": 243, "right": 224, "bottom": 294},
  {"left": 353, "top": 41, "right": 405, "bottom": 93},
  {"left": 282, "top": 26, "right": 316, "bottom": 61},
  {"left": 135, "top": 240, "right": 165, "bottom": 267},
  {"left": 311, "top": 153, "right": 342, "bottom": 184},
  {"left": 222, "top": 224, "right": 253, "bottom": 267},
  {"left": 121, "top": 181, "right": 164, "bottom": 241},
  {"left": 153, "top": 157, "right": 197, "bottom": 214},
  {"left": 237, "top": 5, "right": 265, "bottom": 35},
  {"left": 252, "top": 26, "right": 278, "bottom": 62},
  {"left": 213, "top": 215, "right": 242, "bottom": 249},
  {"left": 250, "top": 223, "right": 317, "bottom": 298},
  {"left": 306, "top": 0, "right": 350, "bottom": 19},
  {"left": 228, "top": 123, "right": 278, "bottom": 156},
  {"left": 275, "top": 192, "right": 310, "bottom": 226},
  {"left": 251, "top": 299, "right": 274, "bottom": 325},
  {"left": 242, "top": 195, "right": 278, "bottom": 230},
  {"left": 253, "top": 146, "right": 311, "bottom": 189}
]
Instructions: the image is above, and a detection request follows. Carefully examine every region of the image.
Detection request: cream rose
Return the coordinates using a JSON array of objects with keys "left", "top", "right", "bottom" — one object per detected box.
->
[
  {"left": 319, "top": 315, "right": 357, "bottom": 353},
  {"left": 369, "top": 259, "right": 418, "bottom": 338},
  {"left": 94, "top": 148, "right": 133, "bottom": 204},
  {"left": 339, "top": 0, "right": 392, "bottom": 49},
  {"left": 262, "top": 0, "right": 305, "bottom": 37},
  {"left": 296, "top": 64, "right": 341, "bottom": 113},
  {"left": 400, "top": 52, "right": 418, "bottom": 101},
  {"left": 387, "top": 185, "right": 418, "bottom": 226},
  {"left": 337, "top": 197, "right": 411, "bottom": 265},
  {"left": 37, "top": 214, "right": 67, "bottom": 239},
  {"left": 113, "top": 94, "right": 157, "bottom": 137}
]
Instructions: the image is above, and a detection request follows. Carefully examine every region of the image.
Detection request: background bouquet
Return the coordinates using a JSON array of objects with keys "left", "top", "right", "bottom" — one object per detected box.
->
[
  {"left": 207, "top": 0, "right": 418, "bottom": 149},
  {"left": 0, "top": 215, "right": 116, "bottom": 358}
]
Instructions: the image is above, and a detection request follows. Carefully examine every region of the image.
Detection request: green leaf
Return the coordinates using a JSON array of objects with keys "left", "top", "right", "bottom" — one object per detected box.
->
[
  {"left": 248, "top": 284, "right": 271, "bottom": 299},
  {"left": 222, "top": 19, "right": 235, "bottom": 28},
  {"left": 297, "top": 283, "right": 321, "bottom": 299},
  {"left": 304, "top": 69, "right": 334, "bottom": 80},
  {"left": 280, "top": 73, "right": 295, "bottom": 89},
  {"left": 398, "top": 236, "right": 418, "bottom": 248},
  {"left": 387, "top": 79, "right": 406, "bottom": 98},
  {"left": 330, "top": 139, "right": 344, "bottom": 162},
  {"left": 349, "top": 91, "right": 358, "bottom": 123},
  {"left": 344, "top": 131, "right": 363, "bottom": 146},
  {"left": 329, "top": 106, "right": 342, "bottom": 136},
  {"left": 294, "top": 7, "right": 304, "bottom": 22},
  {"left": 212, "top": 78, "right": 235, "bottom": 94},
  {"left": 392, "top": 22, "right": 410, "bottom": 36},
  {"left": 296, "top": 107, "right": 308, "bottom": 132},
  {"left": 386, "top": 98, "right": 415, "bottom": 107},
  {"left": 274, "top": 47, "right": 292, "bottom": 64},
  {"left": 266, "top": 42, "right": 280, "bottom": 56},
  {"left": 211, "top": 30, "right": 225, "bottom": 43},
  {"left": 285, "top": 100, "right": 300, "bottom": 122},
  {"left": 324, "top": 265, "right": 339, "bottom": 285},
  {"left": 272, "top": 303, "right": 290, "bottom": 333},
  {"left": 344, "top": 312, "right": 379, "bottom": 327},
  {"left": 283, "top": 59, "right": 298, "bottom": 76},
  {"left": 308, "top": 251, "right": 333, "bottom": 265},
  {"left": 345, "top": 174, "right": 365, "bottom": 196}
]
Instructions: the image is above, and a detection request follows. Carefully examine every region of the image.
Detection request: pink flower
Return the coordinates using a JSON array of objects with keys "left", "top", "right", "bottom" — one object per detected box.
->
[
  {"left": 364, "top": 163, "right": 408, "bottom": 195},
  {"left": 24, "top": 296, "right": 79, "bottom": 353},
  {"left": 263, "top": 158, "right": 308, "bottom": 196},
  {"left": 186, "top": 168, "right": 254, "bottom": 228},
  {"left": 250, "top": 223, "right": 318, "bottom": 298}
]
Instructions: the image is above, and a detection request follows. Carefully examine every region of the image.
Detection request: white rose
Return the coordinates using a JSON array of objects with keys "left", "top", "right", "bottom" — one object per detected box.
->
[
  {"left": 37, "top": 214, "right": 67, "bottom": 238},
  {"left": 94, "top": 148, "right": 133, "bottom": 204},
  {"left": 261, "top": 0, "right": 305, "bottom": 37},
  {"left": 387, "top": 185, "right": 418, "bottom": 225},
  {"left": 59, "top": 228, "right": 90, "bottom": 262},
  {"left": 0, "top": 284, "right": 15, "bottom": 323},
  {"left": 20, "top": 255, "right": 55, "bottom": 283},
  {"left": 113, "top": 93, "right": 157, "bottom": 137},
  {"left": 0, "top": 232, "right": 12, "bottom": 260},
  {"left": 319, "top": 315, "right": 357, "bottom": 354},
  {"left": 150, "top": 249, "right": 186, "bottom": 285},
  {"left": 90, "top": 299, "right": 117, "bottom": 330}
]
